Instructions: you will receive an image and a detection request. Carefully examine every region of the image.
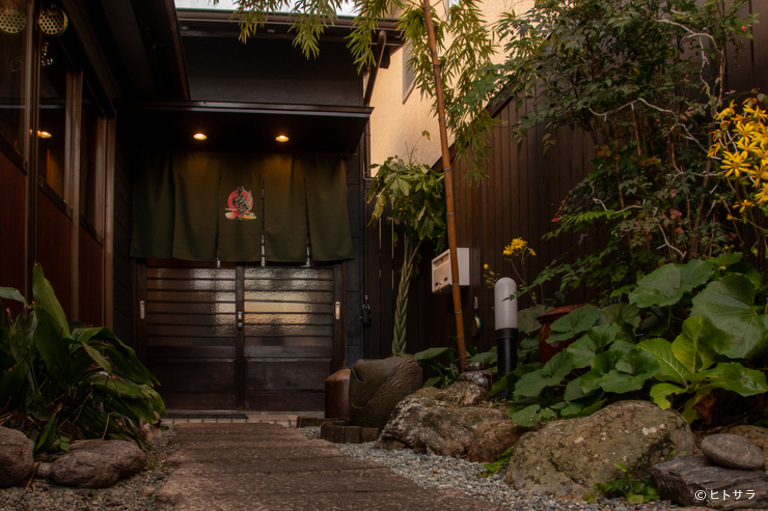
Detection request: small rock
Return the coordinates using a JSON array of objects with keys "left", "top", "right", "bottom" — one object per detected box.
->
[
  {"left": 49, "top": 440, "right": 147, "bottom": 488},
  {"left": 726, "top": 426, "right": 768, "bottom": 471},
  {"left": 0, "top": 427, "right": 34, "bottom": 487},
  {"left": 652, "top": 455, "right": 768, "bottom": 509},
  {"left": 35, "top": 462, "right": 52, "bottom": 480},
  {"left": 701, "top": 434, "right": 765, "bottom": 470}
]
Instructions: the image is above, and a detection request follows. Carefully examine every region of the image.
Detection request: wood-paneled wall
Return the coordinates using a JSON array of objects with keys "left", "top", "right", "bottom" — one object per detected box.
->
[
  {"left": 112, "top": 139, "right": 133, "bottom": 344},
  {"left": 37, "top": 191, "right": 72, "bottom": 317},
  {"left": 0, "top": 151, "right": 26, "bottom": 314},
  {"left": 79, "top": 225, "right": 103, "bottom": 326}
]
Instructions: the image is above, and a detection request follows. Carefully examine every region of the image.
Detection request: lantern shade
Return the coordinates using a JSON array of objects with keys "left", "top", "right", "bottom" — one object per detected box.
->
[{"left": 494, "top": 277, "right": 518, "bottom": 330}]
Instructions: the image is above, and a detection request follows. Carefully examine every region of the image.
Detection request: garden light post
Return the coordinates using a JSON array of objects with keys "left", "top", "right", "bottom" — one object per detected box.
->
[{"left": 494, "top": 277, "right": 518, "bottom": 380}]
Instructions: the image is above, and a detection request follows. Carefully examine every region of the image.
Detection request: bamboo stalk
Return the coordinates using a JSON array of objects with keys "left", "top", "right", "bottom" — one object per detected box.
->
[{"left": 422, "top": 0, "right": 467, "bottom": 372}]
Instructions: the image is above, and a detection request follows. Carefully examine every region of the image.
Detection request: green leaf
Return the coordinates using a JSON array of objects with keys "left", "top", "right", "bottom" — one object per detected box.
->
[
  {"left": 649, "top": 382, "right": 686, "bottom": 409},
  {"left": 563, "top": 376, "right": 585, "bottom": 401},
  {"left": 691, "top": 274, "right": 768, "bottom": 359},
  {"left": 629, "top": 260, "right": 715, "bottom": 309},
  {"left": 34, "top": 414, "right": 58, "bottom": 455},
  {"left": 671, "top": 317, "right": 716, "bottom": 373},
  {"left": 518, "top": 305, "right": 549, "bottom": 334},
  {"left": 679, "top": 259, "right": 717, "bottom": 293},
  {"left": 513, "top": 351, "right": 574, "bottom": 399},
  {"left": 413, "top": 347, "right": 452, "bottom": 361},
  {"left": 599, "top": 349, "right": 659, "bottom": 394},
  {"left": 73, "top": 328, "right": 114, "bottom": 373},
  {"left": 637, "top": 338, "right": 691, "bottom": 386},
  {"left": 706, "top": 362, "right": 768, "bottom": 396},
  {"left": 424, "top": 376, "right": 441, "bottom": 388},
  {"left": 469, "top": 350, "right": 497, "bottom": 366},
  {"left": 32, "top": 265, "right": 70, "bottom": 339},
  {"left": 0, "top": 287, "right": 27, "bottom": 307},
  {"left": 34, "top": 307, "right": 70, "bottom": 384},
  {"left": 510, "top": 404, "right": 542, "bottom": 427},
  {"left": 548, "top": 305, "right": 600, "bottom": 342},
  {"left": 566, "top": 334, "right": 599, "bottom": 368},
  {"left": 0, "top": 361, "right": 27, "bottom": 406},
  {"left": 629, "top": 264, "right": 682, "bottom": 308}
]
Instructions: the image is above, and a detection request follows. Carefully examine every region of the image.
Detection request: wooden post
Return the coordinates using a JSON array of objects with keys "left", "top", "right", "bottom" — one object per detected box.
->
[{"left": 422, "top": 0, "right": 467, "bottom": 372}]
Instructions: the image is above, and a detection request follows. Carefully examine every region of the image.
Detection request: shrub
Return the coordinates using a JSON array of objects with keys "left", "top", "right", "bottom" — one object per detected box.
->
[{"left": 0, "top": 265, "right": 165, "bottom": 454}]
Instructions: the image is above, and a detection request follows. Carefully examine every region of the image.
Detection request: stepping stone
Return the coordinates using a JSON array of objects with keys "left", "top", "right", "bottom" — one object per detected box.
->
[
  {"left": 702, "top": 434, "right": 766, "bottom": 470},
  {"left": 157, "top": 422, "right": 502, "bottom": 510}
]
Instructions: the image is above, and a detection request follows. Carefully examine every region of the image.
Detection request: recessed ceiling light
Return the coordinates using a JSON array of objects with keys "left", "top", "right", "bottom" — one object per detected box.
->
[
  {"left": 276, "top": 135, "right": 289, "bottom": 142},
  {"left": 193, "top": 133, "right": 207, "bottom": 141},
  {"left": 37, "top": 130, "right": 52, "bottom": 139}
]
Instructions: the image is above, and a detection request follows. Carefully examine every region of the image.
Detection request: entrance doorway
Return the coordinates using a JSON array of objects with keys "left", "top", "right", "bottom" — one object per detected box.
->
[{"left": 136, "top": 259, "right": 344, "bottom": 411}]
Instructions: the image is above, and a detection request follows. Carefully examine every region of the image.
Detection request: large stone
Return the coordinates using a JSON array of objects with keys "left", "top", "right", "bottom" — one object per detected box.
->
[
  {"left": 375, "top": 387, "right": 442, "bottom": 450},
  {"left": 415, "top": 406, "right": 507, "bottom": 457},
  {"left": 467, "top": 420, "right": 528, "bottom": 463},
  {"left": 652, "top": 455, "right": 768, "bottom": 509},
  {"left": 726, "top": 426, "right": 768, "bottom": 472},
  {"left": 49, "top": 440, "right": 147, "bottom": 488},
  {"left": 349, "top": 357, "right": 423, "bottom": 430},
  {"left": 701, "top": 434, "right": 765, "bottom": 470},
  {"left": 375, "top": 381, "right": 504, "bottom": 456},
  {"left": 505, "top": 400, "right": 693, "bottom": 498},
  {"left": 0, "top": 427, "right": 34, "bottom": 487}
]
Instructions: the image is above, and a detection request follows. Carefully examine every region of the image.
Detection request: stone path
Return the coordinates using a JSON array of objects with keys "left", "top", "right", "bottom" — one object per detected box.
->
[{"left": 156, "top": 422, "right": 503, "bottom": 511}]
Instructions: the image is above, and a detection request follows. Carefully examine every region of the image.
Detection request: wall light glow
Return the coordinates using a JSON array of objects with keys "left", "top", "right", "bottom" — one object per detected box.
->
[
  {"left": 37, "top": 130, "right": 52, "bottom": 139},
  {"left": 276, "top": 135, "right": 289, "bottom": 142},
  {"left": 193, "top": 133, "right": 207, "bottom": 140}
]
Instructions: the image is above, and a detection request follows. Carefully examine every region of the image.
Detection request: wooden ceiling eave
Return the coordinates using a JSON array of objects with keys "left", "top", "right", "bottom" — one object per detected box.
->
[{"left": 129, "top": 0, "right": 191, "bottom": 100}]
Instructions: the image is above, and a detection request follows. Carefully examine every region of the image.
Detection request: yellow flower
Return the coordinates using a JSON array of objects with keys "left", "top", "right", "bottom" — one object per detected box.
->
[
  {"left": 503, "top": 238, "right": 528, "bottom": 256},
  {"left": 738, "top": 200, "right": 753, "bottom": 213},
  {"left": 756, "top": 184, "right": 768, "bottom": 204},
  {"left": 529, "top": 249, "right": 537, "bottom": 256},
  {"left": 707, "top": 142, "right": 721, "bottom": 158},
  {"left": 483, "top": 263, "right": 489, "bottom": 270},
  {"left": 720, "top": 150, "right": 749, "bottom": 178},
  {"left": 735, "top": 121, "right": 755, "bottom": 139},
  {"left": 716, "top": 104, "right": 735, "bottom": 120}
]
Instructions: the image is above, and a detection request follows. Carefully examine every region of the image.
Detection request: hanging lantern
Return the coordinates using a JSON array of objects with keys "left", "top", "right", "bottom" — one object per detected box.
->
[
  {"left": 0, "top": 7, "right": 27, "bottom": 34},
  {"left": 38, "top": 6, "right": 68, "bottom": 37}
]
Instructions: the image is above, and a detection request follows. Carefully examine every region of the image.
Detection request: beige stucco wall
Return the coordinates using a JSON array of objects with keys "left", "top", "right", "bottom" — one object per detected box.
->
[{"left": 368, "top": 0, "right": 535, "bottom": 171}]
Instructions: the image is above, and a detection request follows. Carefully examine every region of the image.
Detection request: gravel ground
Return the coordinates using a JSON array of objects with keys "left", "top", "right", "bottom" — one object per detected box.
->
[
  {"left": 298, "top": 427, "right": 681, "bottom": 511},
  {"left": 0, "top": 430, "right": 177, "bottom": 511}
]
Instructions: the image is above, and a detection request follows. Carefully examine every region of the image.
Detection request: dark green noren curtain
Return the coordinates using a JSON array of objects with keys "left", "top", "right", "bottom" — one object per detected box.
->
[
  {"left": 263, "top": 155, "right": 307, "bottom": 263},
  {"left": 172, "top": 152, "right": 221, "bottom": 261},
  {"left": 217, "top": 154, "right": 263, "bottom": 262},
  {"left": 131, "top": 151, "right": 354, "bottom": 264},
  {"left": 131, "top": 149, "right": 174, "bottom": 259},
  {"left": 300, "top": 155, "right": 354, "bottom": 261}
]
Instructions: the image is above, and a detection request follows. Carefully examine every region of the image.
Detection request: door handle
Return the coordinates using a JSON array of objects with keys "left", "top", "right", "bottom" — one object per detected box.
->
[
  {"left": 237, "top": 311, "right": 244, "bottom": 330},
  {"left": 335, "top": 302, "right": 341, "bottom": 320}
]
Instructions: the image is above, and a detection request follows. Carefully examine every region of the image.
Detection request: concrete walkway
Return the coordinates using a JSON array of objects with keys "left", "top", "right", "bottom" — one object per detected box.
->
[{"left": 156, "top": 422, "right": 503, "bottom": 511}]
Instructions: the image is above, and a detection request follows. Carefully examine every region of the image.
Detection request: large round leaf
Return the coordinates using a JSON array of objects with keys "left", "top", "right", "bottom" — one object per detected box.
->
[
  {"left": 629, "top": 260, "right": 715, "bottom": 309},
  {"left": 691, "top": 274, "right": 768, "bottom": 359}
]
